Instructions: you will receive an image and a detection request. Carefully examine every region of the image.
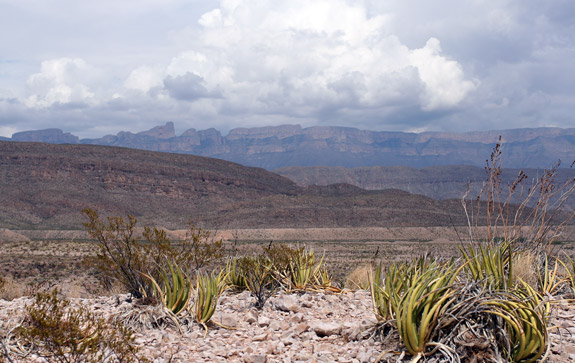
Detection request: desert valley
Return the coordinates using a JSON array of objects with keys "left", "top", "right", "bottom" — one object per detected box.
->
[{"left": 1, "top": 124, "right": 575, "bottom": 361}]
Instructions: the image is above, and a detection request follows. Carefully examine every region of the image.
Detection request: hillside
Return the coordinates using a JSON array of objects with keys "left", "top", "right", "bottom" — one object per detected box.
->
[
  {"left": 0, "top": 141, "right": 470, "bottom": 230},
  {"left": 275, "top": 164, "right": 575, "bottom": 205},
  {"left": 7, "top": 123, "right": 575, "bottom": 169}
]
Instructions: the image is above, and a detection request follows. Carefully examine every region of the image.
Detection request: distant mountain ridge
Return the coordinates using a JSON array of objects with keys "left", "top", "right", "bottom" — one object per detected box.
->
[
  {"left": 7, "top": 122, "right": 575, "bottom": 169},
  {"left": 275, "top": 164, "right": 575, "bottom": 208}
]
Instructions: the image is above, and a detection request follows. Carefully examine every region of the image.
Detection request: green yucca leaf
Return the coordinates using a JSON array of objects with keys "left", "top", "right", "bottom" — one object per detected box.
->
[
  {"left": 459, "top": 241, "right": 513, "bottom": 290},
  {"left": 193, "top": 271, "right": 227, "bottom": 337},
  {"left": 559, "top": 254, "right": 575, "bottom": 297},
  {"left": 225, "top": 258, "right": 247, "bottom": 291},
  {"left": 389, "top": 258, "right": 461, "bottom": 359},
  {"left": 482, "top": 283, "right": 549, "bottom": 363},
  {"left": 142, "top": 261, "right": 192, "bottom": 317}
]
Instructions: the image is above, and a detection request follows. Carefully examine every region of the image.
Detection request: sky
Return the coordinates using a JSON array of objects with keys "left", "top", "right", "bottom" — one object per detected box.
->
[{"left": 1, "top": 0, "right": 574, "bottom": 138}]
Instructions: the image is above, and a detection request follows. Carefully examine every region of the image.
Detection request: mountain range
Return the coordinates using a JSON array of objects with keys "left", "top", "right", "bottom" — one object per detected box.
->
[
  {"left": 276, "top": 164, "right": 575, "bottom": 207},
  {"left": 6, "top": 123, "right": 575, "bottom": 170}
]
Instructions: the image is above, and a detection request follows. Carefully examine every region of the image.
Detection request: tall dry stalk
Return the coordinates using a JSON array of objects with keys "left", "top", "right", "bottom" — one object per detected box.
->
[{"left": 463, "top": 137, "right": 575, "bottom": 251}]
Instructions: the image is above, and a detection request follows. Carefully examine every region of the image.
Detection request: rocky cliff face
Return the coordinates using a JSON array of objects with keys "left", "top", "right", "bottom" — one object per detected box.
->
[
  {"left": 8, "top": 123, "right": 575, "bottom": 169},
  {"left": 137, "top": 121, "right": 176, "bottom": 139},
  {"left": 12, "top": 128, "right": 79, "bottom": 144}
]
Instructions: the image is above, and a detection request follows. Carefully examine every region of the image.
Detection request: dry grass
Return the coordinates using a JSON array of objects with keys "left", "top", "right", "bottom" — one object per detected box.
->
[
  {"left": 512, "top": 251, "right": 539, "bottom": 287},
  {"left": 0, "top": 275, "right": 24, "bottom": 301},
  {"left": 343, "top": 264, "right": 372, "bottom": 290}
]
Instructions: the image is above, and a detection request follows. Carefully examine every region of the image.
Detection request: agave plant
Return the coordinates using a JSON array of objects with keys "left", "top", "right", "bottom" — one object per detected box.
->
[
  {"left": 142, "top": 261, "right": 193, "bottom": 333},
  {"left": 537, "top": 254, "right": 566, "bottom": 296},
  {"left": 288, "top": 248, "right": 330, "bottom": 291},
  {"left": 369, "top": 262, "right": 409, "bottom": 323},
  {"left": 559, "top": 254, "right": 575, "bottom": 297},
  {"left": 193, "top": 271, "right": 227, "bottom": 337},
  {"left": 482, "top": 281, "right": 550, "bottom": 363},
  {"left": 394, "top": 261, "right": 461, "bottom": 362},
  {"left": 265, "top": 244, "right": 330, "bottom": 292},
  {"left": 224, "top": 258, "right": 247, "bottom": 291},
  {"left": 146, "top": 262, "right": 192, "bottom": 315},
  {"left": 459, "top": 241, "right": 513, "bottom": 290}
]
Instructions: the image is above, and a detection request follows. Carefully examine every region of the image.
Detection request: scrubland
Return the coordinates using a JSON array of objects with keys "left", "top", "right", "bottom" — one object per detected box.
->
[{"left": 2, "top": 144, "right": 575, "bottom": 362}]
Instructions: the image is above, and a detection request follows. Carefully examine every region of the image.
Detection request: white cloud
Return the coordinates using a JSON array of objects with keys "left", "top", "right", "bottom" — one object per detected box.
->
[
  {"left": 25, "top": 58, "right": 98, "bottom": 108},
  {"left": 124, "top": 65, "right": 164, "bottom": 92},
  {"left": 408, "top": 38, "right": 478, "bottom": 110},
  {"left": 124, "top": 0, "right": 476, "bottom": 120}
]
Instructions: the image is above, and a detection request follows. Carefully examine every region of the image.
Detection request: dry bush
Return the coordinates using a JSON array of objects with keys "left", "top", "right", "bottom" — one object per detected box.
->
[
  {"left": 82, "top": 209, "right": 223, "bottom": 299},
  {"left": 12, "top": 288, "right": 145, "bottom": 363},
  {"left": 344, "top": 264, "right": 371, "bottom": 290}
]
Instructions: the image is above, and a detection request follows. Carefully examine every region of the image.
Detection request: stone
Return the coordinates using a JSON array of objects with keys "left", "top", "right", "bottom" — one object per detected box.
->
[
  {"left": 312, "top": 321, "right": 342, "bottom": 337},
  {"left": 246, "top": 310, "right": 259, "bottom": 324},
  {"left": 253, "top": 333, "right": 268, "bottom": 341},
  {"left": 258, "top": 315, "right": 271, "bottom": 327},
  {"left": 292, "top": 322, "right": 310, "bottom": 335},
  {"left": 212, "top": 312, "right": 238, "bottom": 328},
  {"left": 245, "top": 355, "right": 267, "bottom": 363},
  {"left": 342, "top": 322, "right": 364, "bottom": 341},
  {"left": 272, "top": 294, "right": 300, "bottom": 313},
  {"left": 290, "top": 312, "right": 305, "bottom": 323},
  {"left": 268, "top": 320, "right": 282, "bottom": 331}
]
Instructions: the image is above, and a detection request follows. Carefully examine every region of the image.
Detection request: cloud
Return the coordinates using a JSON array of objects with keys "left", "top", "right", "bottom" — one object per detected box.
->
[
  {"left": 25, "top": 58, "right": 98, "bottom": 108},
  {"left": 163, "top": 72, "right": 220, "bottom": 101},
  {"left": 124, "top": 65, "right": 164, "bottom": 93},
  {"left": 2, "top": 0, "right": 575, "bottom": 136},
  {"left": 408, "top": 38, "right": 477, "bottom": 110},
  {"left": 153, "top": 0, "right": 476, "bottom": 119}
]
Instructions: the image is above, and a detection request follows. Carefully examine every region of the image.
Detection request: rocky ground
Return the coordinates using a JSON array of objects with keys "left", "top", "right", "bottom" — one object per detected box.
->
[{"left": 1, "top": 289, "right": 575, "bottom": 362}]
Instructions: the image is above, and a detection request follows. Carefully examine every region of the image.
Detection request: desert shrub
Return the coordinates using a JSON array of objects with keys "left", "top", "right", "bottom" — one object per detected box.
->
[
  {"left": 237, "top": 255, "right": 277, "bottom": 309},
  {"left": 82, "top": 209, "right": 223, "bottom": 299},
  {"left": 511, "top": 250, "right": 538, "bottom": 288},
  {"left": 264, "top": 243, "right": 333, "bottom": 291},
  {"left": 14, "top": 288, "right": 144, "bottom": 363}
]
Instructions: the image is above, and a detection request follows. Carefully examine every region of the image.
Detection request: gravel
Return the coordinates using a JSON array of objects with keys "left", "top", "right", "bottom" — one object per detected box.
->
[{"left": 1, "top": 289, "right": 574, "bottom": 362}]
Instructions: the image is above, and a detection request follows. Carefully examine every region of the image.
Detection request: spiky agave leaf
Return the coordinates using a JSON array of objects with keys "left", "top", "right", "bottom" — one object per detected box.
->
[
  {"left": 459, "top": 241, "right": 513, "bottom": 290},
  {"left": 394, "top": 260, "right": 462, "bottom": 361},
  {"left": 482, "top": 282, "right": 550, "bottom": 363},
  {"left": 193, "top": 271, "right": 226, "bottom": 337},
  {"left": 225, "top": 258, "right": 247, "bottom": 291},
  {"left": 143, "top": 261, "right": 192, "bottom": 317}
]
